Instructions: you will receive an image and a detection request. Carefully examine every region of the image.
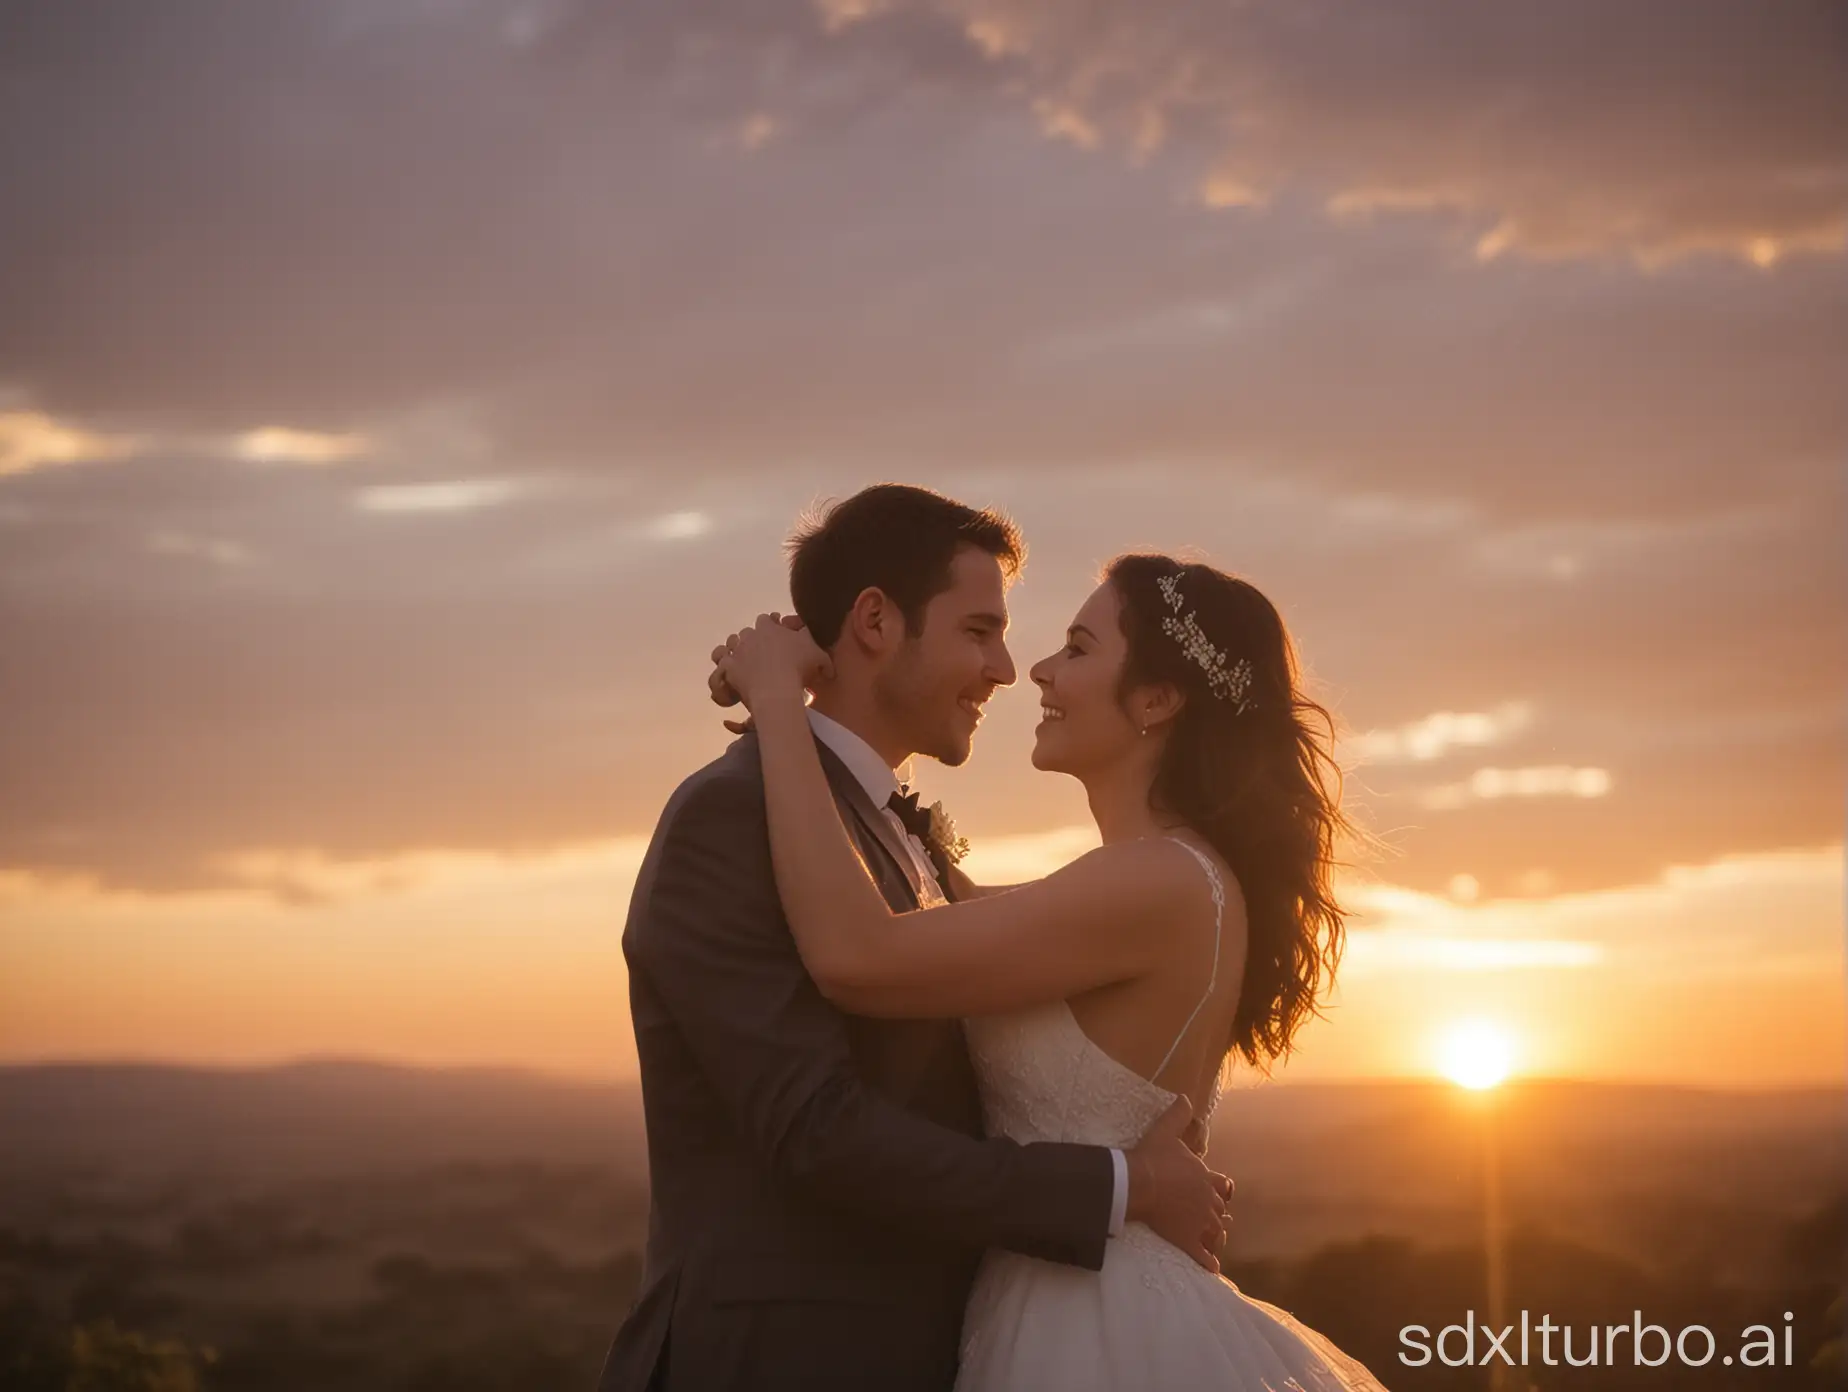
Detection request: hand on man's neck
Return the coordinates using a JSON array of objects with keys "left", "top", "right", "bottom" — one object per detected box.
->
[{"left": 807, "top": 683, "right": 914, "bottom": 774}]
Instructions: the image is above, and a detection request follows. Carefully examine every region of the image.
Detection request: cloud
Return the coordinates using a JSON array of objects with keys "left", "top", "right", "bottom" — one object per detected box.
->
[
  {"left": 0, "top": 407, "right": 373, "bottom": 478},
  {"left": 354, "top": 479, "right": 523, "bottom": 514},
  {"left": 956, "top": 825, "right": 1103, "bottom": 884},
  {"left": 206, "top": 836, "right": 650, "bottom": 908},
  {"left": 231, "top": 426, "right": 370, "bottom": 465},
  {"left": 1420, "top": 764, "right": 1613, "bottom": 810},
  {"left": 1349, "top": 702, "right": 1534, "bottom": 765},
  {"left": 1342, "top": 929, "right": 1603, "bottom": 974},
  {"left": 646, "top": 510, "right": 714, "bottom": 541},
  {"left": 1660, "top": 845, "right": 1848, "bottom": 895},
  {"left": 816, "top": 0, "right": 890, "bottom": 32},
  {"left": 0, "top": 409, "right": 139, "bottom": 477},
  {"left": 1405, "top": 843, "right": 1839, "bottom": 959},
  {"left": 146, "top": 529, "right": 255, "bottom": 568},
  {"left": 871, "top": 0, "right": 1848, "bottom": 266},
  {"left": 732, "top": 113, "right": 782, "bottom": 152}
]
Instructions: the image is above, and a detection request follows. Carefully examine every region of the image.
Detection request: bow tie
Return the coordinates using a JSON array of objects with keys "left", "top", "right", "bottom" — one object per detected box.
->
[{"left": 886, "top": 789, "right": 932, "bottom": 843}]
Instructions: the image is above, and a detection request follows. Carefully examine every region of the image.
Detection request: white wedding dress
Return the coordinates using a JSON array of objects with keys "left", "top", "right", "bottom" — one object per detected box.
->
[{"left": 956, "top": 840, "right": 1389, "bottom": 1391}]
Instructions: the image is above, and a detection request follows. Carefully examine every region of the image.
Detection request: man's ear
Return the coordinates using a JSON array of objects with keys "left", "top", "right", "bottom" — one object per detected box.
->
[{"left": 843, "top": 586, "right": 902, "bottom": 656}]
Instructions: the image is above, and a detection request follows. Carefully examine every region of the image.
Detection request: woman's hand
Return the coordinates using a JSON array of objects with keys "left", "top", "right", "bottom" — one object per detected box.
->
[
  {"left": 708, "top": 612, "right": 809, "bottom": 730},
  {"left": 714, "top": 612, "right": 832, "bottom": 714}
]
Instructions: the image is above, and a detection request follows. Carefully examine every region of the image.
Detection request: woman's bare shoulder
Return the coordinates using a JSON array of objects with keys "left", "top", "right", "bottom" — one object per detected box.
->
[{"left": 1046, "top": 837, "right": 1224, "bottom": 923}]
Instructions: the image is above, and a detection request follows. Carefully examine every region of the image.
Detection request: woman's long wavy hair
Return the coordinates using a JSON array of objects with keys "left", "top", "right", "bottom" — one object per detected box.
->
[{"left": 1107, "top": 554, "right": 1351, "bottom": 1073}]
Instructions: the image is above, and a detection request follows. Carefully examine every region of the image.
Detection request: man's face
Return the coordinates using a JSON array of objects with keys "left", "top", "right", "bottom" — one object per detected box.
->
[{"left": 873, "top": 546, "right": 1017, "bottom": 766}]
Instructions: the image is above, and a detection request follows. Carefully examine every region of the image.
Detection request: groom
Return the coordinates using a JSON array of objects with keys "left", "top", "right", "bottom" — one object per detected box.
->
[{"left": 597, "top": 485, "right": 1231, "bottom": 1392}]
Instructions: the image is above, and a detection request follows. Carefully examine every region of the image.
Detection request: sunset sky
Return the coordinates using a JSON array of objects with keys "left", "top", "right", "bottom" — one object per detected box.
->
[{"left": 2, "top": 0, "right": 1843, "bottom": 1088}]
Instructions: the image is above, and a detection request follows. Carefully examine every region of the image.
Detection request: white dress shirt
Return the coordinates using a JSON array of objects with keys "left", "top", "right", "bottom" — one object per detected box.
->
[{"left": 806, "top": 707, "right": 1130, "bottom": 1237}]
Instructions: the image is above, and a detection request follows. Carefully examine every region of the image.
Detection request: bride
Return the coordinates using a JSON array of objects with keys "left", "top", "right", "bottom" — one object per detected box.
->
[{"left": 714, "top": 553, "right": 1388, "bottom": 1391}]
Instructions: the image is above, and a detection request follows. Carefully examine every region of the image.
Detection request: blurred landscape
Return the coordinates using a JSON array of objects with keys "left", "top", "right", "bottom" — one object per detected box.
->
[{"left": 1, "top": 1063, "right": 1840, "bottom": 1389}]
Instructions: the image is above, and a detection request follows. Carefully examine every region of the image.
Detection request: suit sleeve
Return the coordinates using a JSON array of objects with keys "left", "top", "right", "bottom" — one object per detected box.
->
[{"left": 626, "top": 772, "right": 1115, "bottom": 1270}]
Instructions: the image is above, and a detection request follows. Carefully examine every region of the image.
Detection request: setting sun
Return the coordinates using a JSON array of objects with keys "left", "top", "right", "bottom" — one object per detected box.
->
[{"left": 1438, "top": 1018, "right": 1518, "bottom": 1090}]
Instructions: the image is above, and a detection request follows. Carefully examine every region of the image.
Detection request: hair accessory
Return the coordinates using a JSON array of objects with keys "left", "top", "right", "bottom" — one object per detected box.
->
[{"left": 1156, "top": 571, "right": 1254, "bottom": 712}]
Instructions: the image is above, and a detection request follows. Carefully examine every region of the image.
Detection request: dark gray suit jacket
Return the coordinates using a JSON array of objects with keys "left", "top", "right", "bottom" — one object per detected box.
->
[{"left": 596, "top": 731, "right": 1115, "bottom": 1392}]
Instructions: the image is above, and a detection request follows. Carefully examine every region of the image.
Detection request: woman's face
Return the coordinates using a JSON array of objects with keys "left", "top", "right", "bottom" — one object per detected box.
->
[{"left": 1028, "top": 581, "right": 1143, "bottom": 774}]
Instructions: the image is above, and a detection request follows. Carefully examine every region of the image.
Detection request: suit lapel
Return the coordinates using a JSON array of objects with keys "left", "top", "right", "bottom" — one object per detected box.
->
[{"left": 813, "top": 736, "right": 925, "bottom": 907}]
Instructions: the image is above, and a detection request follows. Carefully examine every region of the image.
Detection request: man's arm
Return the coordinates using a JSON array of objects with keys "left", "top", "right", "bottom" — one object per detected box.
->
[{"left": 628, "top": 772, "right": 1115, "bottom": 1269}]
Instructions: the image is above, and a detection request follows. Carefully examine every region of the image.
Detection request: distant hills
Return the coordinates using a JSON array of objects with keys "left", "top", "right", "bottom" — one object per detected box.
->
[
  {"left": 2, "top": 1061, "right": 1840, "bottom": 1273},
  {"left": 1209, "top": 1075, "right": 1845, "bottom": 1277},
  {"left": 0, "top": 1059, "right": 647, "bottom": 1179}
]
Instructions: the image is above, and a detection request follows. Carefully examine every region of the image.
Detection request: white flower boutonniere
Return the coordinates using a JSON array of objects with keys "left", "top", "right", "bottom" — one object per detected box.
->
[{"left": 923, "top": 801, "right": 971, "bottom": 865}]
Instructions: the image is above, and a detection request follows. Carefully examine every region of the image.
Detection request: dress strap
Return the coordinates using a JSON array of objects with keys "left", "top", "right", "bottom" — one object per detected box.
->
[{"left": 1152, "top": 837, "right": 1225, "bottom": 1085}]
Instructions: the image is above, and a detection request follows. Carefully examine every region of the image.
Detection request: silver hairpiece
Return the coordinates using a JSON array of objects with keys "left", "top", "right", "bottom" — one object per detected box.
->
[{"left": 1157, "top": 571, "right": 1254, "bottom": 712}]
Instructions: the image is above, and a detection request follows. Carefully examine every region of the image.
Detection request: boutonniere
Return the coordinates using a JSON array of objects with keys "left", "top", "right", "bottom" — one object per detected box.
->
[{"left": 923, "top": 801, "right": 971, "bottom": 865}]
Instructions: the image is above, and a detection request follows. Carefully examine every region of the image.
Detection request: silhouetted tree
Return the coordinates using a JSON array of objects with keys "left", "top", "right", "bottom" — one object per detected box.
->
[{"left": 66, "top": 1320, "right": 208, "bottom": 1392}]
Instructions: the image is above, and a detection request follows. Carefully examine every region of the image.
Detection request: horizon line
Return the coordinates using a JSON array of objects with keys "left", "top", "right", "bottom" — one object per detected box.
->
[{"left": 2, "top": 1053, "right": 1842, "bottom": 1095}]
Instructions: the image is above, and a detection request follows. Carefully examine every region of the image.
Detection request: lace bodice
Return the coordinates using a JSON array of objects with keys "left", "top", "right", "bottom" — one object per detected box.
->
[{"left": 962, "top": 839, "right": 1228, "bottom": 1151}]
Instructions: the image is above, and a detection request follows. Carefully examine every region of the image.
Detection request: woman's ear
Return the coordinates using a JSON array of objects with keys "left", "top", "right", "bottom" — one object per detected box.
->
[{"left": 1140, "top": 681, "right": 1187, "bottom": 734}]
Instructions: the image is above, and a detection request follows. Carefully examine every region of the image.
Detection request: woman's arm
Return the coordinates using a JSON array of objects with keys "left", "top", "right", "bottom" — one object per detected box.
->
[
  {"left": 626, "top": 770, "right": 1121, "bottom": 1268},
  {"left": 719, "top": 618, "right": 1199, "bottom": 1019}
]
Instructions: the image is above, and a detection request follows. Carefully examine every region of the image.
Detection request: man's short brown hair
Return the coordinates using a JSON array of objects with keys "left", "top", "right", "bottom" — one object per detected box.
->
[{"left": 787, "top": 484, "right": 1025, "bottom": 648}]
